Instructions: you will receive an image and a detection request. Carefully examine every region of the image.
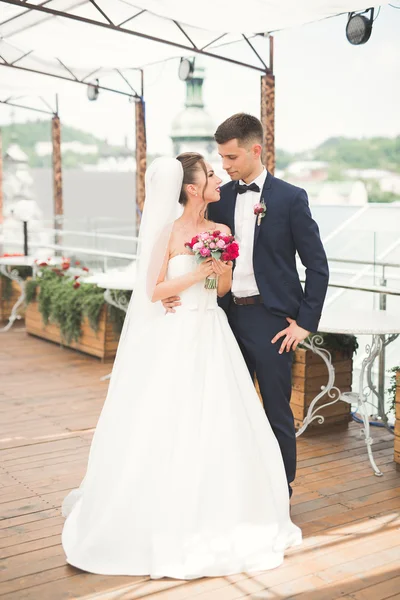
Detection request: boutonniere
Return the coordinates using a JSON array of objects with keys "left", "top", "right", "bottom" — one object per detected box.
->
[{"left": 253, "top": 199, "right": 267, "bottom": 226}]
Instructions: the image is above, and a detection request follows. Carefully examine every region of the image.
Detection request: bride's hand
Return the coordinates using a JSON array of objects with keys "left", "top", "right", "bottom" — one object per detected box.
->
[
  {"left": 212, "top": 258, "right": 233, "bottom": 276},
  {"left": 193, "top": 258, "right": 214, "bottom": 282}
]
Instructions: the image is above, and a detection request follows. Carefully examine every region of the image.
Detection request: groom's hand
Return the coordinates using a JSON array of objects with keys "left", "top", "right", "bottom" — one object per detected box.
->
[
  {"left": 271, "top": 318, "right": 310, "bottom": 354},
  {"left": 161, "top": 296, "right": 181, "bottom": 313}
]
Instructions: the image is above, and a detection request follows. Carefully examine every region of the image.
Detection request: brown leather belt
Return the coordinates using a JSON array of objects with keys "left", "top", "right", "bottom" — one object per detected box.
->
[{"left": 232, "top": 294, "right": 263, "bottom": 306}]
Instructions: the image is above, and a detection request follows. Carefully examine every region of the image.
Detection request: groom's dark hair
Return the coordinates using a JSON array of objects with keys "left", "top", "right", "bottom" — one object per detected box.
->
[{"left": 214, "top": 113, "right": 263, "bottom": 146}]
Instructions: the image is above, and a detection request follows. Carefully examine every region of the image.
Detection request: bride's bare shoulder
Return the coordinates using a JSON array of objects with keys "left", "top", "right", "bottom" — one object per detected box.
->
[{"left": 208, "top": 220, "right": 231, "bottom": 235}]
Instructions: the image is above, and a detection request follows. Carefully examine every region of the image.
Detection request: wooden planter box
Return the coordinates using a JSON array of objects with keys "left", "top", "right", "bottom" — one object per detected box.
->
[
  {"left": 290, "top": 347, "right": 353, "bottom": 430},
  {"left": 0, "top": 278, "right": 24, "bottom": 322},
  {"left": 255, "top": 346, "right": 353, "bottom": 431},
  {"left": 25, "top": 300, "right": 120, "bottom": 361},
  {"left": 394, "top": 371, "right": 400, "bottom": 469}
]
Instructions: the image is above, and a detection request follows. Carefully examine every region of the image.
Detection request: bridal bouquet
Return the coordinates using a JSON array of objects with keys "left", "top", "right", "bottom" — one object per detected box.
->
[{"left": 185, "top": 230, "right": 239, "bottom": 289}]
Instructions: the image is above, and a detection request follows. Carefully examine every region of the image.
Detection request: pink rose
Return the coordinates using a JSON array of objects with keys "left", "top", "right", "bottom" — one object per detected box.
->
[
  {"left": 193, "top": 241, "right": 204, "bottom": 250},
  {"left": 216, "top": 239, "right": 226, "bottom": 248},
  {"left": 200, "top": 247, "right": 211, "bottom": 257},
  {"left": 209, "top": 242, "right": 216, "bottom": 249}
]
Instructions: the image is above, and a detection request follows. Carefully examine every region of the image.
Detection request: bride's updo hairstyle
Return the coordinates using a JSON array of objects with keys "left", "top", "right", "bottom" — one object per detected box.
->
[{"left": 176, "top": 152, "right": 208, "bottom": 206}]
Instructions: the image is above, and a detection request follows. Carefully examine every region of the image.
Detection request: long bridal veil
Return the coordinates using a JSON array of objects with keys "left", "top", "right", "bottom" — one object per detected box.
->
[{"left": 61, "top": 157, "right": 184, "bottom": 518}]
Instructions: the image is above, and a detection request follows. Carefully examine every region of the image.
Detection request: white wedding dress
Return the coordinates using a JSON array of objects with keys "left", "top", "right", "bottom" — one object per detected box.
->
[{"left": 61, "top": 253, "right": 302, "bottom": 579}]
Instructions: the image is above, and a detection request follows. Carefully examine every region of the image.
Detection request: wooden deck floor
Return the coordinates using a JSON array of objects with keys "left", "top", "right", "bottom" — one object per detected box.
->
[{"left": 1, "top": 326, "right": 399, "bottom": 600}]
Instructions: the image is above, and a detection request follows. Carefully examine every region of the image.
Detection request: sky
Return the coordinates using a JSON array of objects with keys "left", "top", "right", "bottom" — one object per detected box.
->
[{"left": 0, "top": 4, "right": 399, "bottom": 155}]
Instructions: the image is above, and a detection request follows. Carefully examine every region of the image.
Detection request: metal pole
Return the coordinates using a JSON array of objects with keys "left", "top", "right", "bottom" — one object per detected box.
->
[
  {"left": 260, "top": 36, "right": 275, "bottom": 174},
  {"left": 23, "top": 221, "right": 28, "bottom": 256},
  {"left": 52, "top": 95, "right": 63, "bottom": 252},
  {"left": 0, "top": 129, "right": 3, "bottom": 256},
  {"left": 0, "top": 128, "right": 3, "bottom": 227},
  {"left": 378, "top": 265, "right": 387, "bottom": 421},
  {"left": 135, "top": 74, "right": 147, "bottom": 232}
]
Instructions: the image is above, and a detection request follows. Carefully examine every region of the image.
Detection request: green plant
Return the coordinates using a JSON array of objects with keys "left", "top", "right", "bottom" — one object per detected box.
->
[
  {"left": 313, "top": 332, "right": 359, "bottom": 357},
  {"left": 26, "top": 265, "right": 106, "bottom": 344},
  {"left": 25, "top": 278, "right": 38, "bottom": 304},
  {"left": 388, "top": 366, "right": 399, "bottom": 413}
]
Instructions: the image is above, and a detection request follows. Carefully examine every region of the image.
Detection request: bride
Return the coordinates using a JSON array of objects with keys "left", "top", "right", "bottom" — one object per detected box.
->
[{"left": 61, "top": 153, "right": 302, "bottom": 580}]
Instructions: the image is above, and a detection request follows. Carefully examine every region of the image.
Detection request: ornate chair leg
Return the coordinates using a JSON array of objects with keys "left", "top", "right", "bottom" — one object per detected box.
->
[
  {"left": 0, "top": 266, "right": 26, "bottom": 333},
  {"left": 296, "top": 335, "right": 341, "bottom": 437}
]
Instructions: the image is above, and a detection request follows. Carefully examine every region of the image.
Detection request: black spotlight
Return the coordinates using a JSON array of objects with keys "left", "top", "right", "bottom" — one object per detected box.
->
[
  {"left": 87, "top": 78, "right": 100, "bottom": 101},
  {"left": 178, "top": 57, "right": 194, "bottom": 81},
  {"left": 346, "top": 8, "right": 374, "bottom": 45}
]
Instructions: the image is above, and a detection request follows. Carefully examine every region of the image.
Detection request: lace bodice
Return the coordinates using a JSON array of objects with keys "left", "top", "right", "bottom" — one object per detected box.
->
[{"left": 167, "top": 254, "right": 217, "bottom": 311}]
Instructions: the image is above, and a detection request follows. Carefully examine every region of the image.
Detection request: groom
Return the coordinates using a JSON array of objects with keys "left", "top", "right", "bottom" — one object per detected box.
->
[{"left": 166, "top": 113, "right": 329, "bottom": 498}]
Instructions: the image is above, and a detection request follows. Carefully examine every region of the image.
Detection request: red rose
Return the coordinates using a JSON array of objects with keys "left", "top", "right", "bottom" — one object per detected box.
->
[
  {"left": 82, "top": 267, "right": 89, "bottom": 272},
  {"left": 39, "top": 261, "right": 48, "bottom": 267},
  {"left": 61, "top": 263, "right": 70, "bottom": 270},
  {"left": 228, "top": 242, "right": 239, "bottom": 254},
  {"left": 73, "top": 281, "right": 81, "bottom": 289},
  {"left": 225, "top": 242, "right": 239, "bottom": 260},
  {"left": 221, "top": 252, "right": 230, "bottom": 261},
  {"left": 213, "top": 230, "right": 221, "bottom": 236}
]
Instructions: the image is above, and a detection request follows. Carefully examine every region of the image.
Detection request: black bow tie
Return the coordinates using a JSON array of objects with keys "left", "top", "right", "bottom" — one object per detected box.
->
[{"left": 236, "top": 182, "right": 260, "bottom": 194}]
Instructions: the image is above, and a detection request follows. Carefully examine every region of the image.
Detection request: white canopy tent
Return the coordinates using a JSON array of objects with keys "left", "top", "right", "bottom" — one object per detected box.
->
[
  {"left": 0, "top": 1, "right": 387, "bottom": 223},
  {"left": 0, "top": 1, "right": 386, "bottom": 83}
]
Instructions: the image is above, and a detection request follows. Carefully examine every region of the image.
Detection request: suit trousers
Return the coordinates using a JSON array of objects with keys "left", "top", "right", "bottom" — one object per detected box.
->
[{"left": 228, "top": 302, "right": 297, "bottom": 498}]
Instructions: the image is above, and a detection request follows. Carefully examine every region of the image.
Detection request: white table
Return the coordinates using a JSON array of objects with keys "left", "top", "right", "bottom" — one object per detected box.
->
[
  {"left": 0, "top": 256, "right": 37, "bottom": 332},
  {"left": 86, "top": 267, "right": 135, "bottom": 315},
  {"left": 297, "top": 308, "right": 400, "bottom": 476}
]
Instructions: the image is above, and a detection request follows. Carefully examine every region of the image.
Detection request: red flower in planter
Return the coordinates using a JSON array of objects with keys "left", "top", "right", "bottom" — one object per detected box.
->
[
  {"left": 74, "top": 275, "right": 80, "bottom": 280},
  {"left": 75, "top": 260, "right": 81, "bottom": 266},
  {"left": 82, "top": 267, "right": 89, "bottom": 272},
  {"left": 73, "top": 281, "right": 81, "bottom": 289},
  {"left": 61, "top": 263, "right": 70, "bottom": 270}
]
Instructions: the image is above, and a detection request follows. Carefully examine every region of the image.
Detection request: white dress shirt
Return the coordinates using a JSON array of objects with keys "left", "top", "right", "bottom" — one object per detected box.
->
[{"left": 231, "top": 168, "right": 267, "bottom": 298}]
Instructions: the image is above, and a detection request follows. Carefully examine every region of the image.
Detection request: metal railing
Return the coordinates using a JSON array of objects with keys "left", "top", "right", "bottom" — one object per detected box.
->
[{"left": 2, "top": 229, "right": 399, "bottom": 405}]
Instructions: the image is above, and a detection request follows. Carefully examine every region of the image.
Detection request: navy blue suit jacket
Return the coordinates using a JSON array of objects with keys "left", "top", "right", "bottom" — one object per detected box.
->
[{"left": 207, "top": 171, "right": 329, "bottom": 333}]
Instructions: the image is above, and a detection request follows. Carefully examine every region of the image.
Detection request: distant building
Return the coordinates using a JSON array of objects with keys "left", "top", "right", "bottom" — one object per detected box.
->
[
  {"left": 345, "top": 168, "right": 400, "bottom": 195},
  {"left": 316, "top": 181, "right": 368, "bottom": 206},
  {"left": 83, "top": 142, "right": 135, "bottom": 172},
  {"left": 285, "top": 177, "right": 368, "bottom": 206},
  {"left": 171, "top": 60, "right": 221, "bottom": 174},
  {"left": 285, "top": 161, "right": 329, "bottom": 182},
  {"left": 35, "top": 141, "right": 99, "bottom": 156},
  {"left": 285, "top": 160, "right": 368, "bottom": 205}
]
